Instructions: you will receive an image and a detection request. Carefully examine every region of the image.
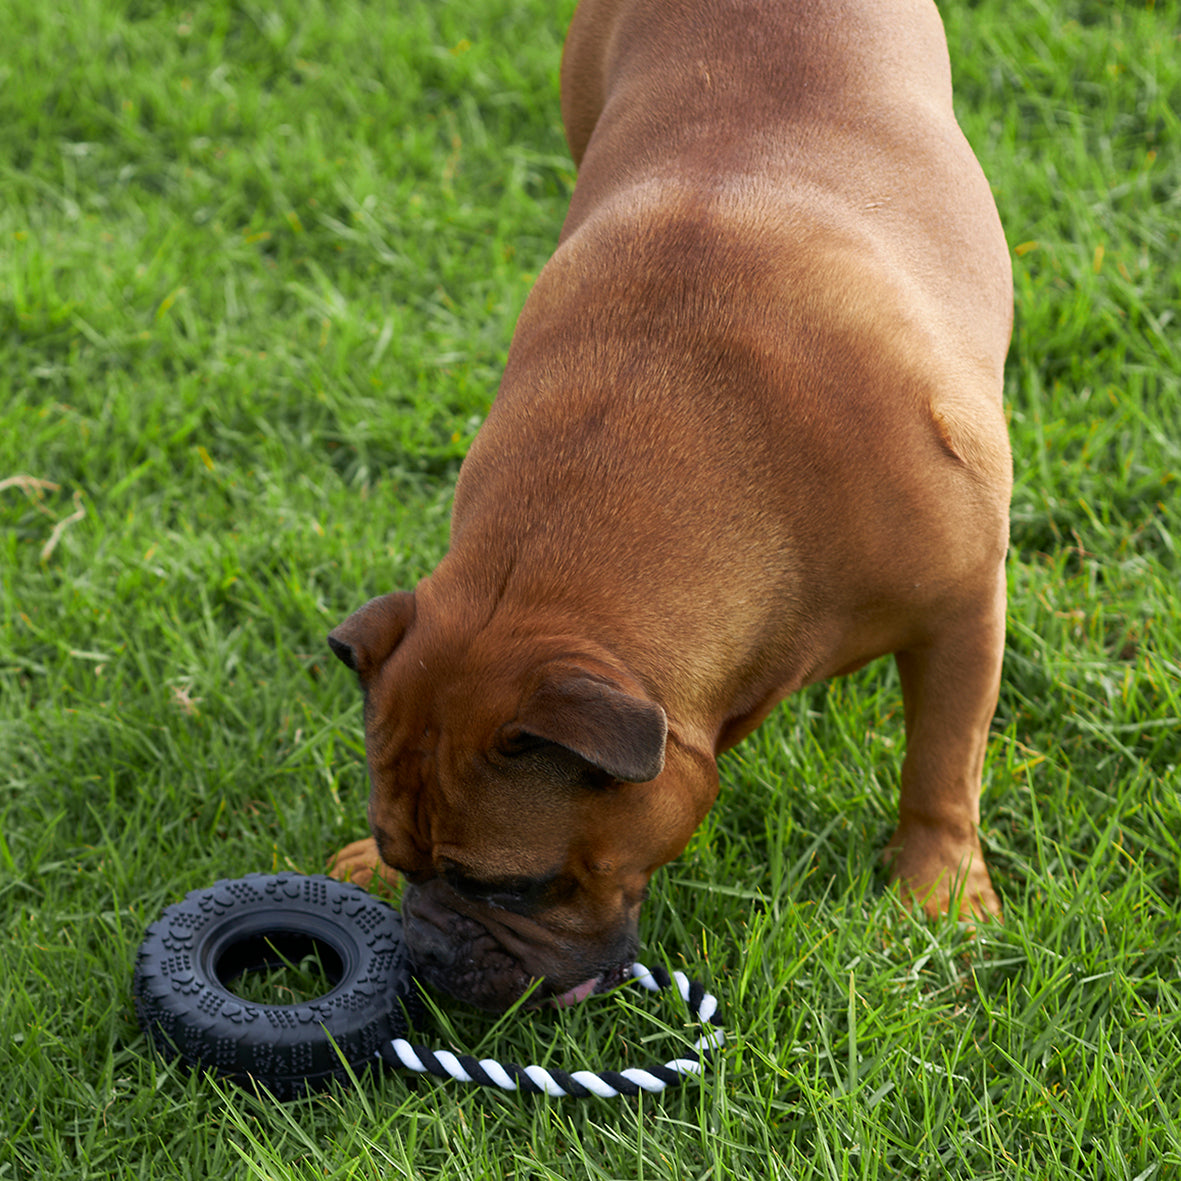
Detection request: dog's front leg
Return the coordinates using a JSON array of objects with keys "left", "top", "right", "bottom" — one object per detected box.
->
[{"left": 884, "top": 569, "right": 1007, "bottom": 922}]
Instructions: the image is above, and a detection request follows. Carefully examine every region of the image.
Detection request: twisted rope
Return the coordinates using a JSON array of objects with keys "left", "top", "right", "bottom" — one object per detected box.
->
[{"left": 378, "top": 962, "right": 724, "bottom": 1098}]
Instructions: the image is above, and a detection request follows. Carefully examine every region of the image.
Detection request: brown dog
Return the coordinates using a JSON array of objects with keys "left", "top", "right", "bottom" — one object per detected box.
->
[{"left": 328, "top": 0, "right": 1011, "bottom": 1011}]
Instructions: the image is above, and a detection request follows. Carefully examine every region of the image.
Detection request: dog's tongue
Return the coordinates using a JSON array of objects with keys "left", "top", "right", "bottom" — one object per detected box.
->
[{"left": 551, "top": 976, "right": 599, "bottom": 1008}]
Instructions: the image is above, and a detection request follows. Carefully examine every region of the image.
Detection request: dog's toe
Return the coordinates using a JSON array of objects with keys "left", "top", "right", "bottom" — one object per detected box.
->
[{"left": 882, "top": 827, "right": 1003, "bottom": 926}]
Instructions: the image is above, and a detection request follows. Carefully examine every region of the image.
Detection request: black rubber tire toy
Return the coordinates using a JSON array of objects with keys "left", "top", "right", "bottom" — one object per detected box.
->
[{"left": 133, "top": 873, "right": 416, "bottom": 1100}]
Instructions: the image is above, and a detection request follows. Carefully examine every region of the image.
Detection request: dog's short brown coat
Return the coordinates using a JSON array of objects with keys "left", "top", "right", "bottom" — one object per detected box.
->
[{"left": 330, "top": 0, "right": 1011, "bottom": 1011}]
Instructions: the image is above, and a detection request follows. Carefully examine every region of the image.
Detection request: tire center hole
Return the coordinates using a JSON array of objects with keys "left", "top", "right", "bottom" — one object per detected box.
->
[{"left": 216, "top": 932, "right": 345, "bottom": 1006}]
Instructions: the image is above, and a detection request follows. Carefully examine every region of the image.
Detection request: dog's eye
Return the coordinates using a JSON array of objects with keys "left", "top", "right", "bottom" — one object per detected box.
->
[
  {"left": 446, "top": 870, "right": 497, "bottom": 897},
  {"left": 445, "top": 868, "right": 555, "bottom": 909},
  {"left": 450, "top": 872, "right": 532, "bottom": 901}
]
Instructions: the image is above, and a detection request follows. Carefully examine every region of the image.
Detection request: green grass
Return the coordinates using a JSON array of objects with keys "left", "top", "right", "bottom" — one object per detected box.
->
[
  {"left": 227, "top": 938, "right": 343, "bottom": 1009},
  {"left": 1, "top": 0, "right": 1178, "bottom": 1176}
]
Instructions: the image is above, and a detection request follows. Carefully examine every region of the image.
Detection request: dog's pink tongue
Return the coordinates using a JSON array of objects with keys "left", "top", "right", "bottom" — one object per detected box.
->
[{"left": 552, "top": 976, "right": 599, "bottom": 1008}]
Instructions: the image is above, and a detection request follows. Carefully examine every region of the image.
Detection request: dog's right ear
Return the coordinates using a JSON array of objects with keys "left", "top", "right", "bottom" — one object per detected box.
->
[
  {"left": 506, "top": 666, "right": 668, "bottom": 784},
  {"left": 327, "top": 592, "right": 415, "bottom": 680}
]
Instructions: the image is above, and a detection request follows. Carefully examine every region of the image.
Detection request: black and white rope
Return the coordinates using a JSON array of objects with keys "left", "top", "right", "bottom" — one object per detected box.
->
[{"left": 378, "top": 962, "right": 725, "bottom": 1098}]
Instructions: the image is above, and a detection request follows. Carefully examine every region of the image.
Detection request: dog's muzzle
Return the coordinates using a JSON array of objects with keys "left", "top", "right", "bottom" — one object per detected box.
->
[{"left": 401, "top": 883, "right": 634, "bottom": 1012}]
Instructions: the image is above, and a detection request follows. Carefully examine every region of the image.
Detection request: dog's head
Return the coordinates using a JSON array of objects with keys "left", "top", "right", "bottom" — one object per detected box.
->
[{"left": 328, "top": 587, "right": 717, "bottom": 1011}]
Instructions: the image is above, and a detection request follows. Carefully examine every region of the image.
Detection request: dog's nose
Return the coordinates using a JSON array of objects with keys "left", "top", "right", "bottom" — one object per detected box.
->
[{"left": 403, "top": 912, "right": 459, "bottom": 968}]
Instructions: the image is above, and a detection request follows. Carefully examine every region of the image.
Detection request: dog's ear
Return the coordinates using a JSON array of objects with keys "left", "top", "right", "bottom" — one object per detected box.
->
[
  {"left": 327, "top": 592, "right": 415, "bottom": 680},
  {"left": 512, "top": 668, "right": 667, "bottom": 783}
]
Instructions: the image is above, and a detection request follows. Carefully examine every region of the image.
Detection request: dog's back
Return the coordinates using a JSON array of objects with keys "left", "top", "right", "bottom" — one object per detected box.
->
[{"left": 451, "top": 0, "right": 1012, "bottom": 732}]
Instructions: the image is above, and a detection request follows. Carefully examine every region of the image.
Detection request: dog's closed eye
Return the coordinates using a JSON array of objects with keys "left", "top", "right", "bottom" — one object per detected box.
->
[
  {"left": 444, "top": 866, "right": 571, "bottom": 913},
  {"left": 449, "top": 872, "right": 531, "bottom": 900}
]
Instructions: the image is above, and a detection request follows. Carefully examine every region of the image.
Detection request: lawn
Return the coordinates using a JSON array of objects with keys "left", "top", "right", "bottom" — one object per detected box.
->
[{"left": 1, "top": 0, "right": 1178, "bottom": 1177}]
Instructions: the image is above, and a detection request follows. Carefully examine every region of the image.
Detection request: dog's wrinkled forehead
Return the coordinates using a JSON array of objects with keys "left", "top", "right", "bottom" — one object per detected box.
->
[{"left": 362, "top": 676, "right": 598, "bottom": 877}]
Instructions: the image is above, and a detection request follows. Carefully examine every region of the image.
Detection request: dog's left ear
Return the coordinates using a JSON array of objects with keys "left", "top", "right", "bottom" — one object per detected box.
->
[
  {"left": 327, "top": 591, "right": 415, "bottom": 681},
  {"left": 512, "top": 668, "right": 667, "bottom": 783}
]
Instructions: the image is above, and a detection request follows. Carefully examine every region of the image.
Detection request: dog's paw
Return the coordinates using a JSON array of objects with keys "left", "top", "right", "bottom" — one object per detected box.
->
[
  {"left": 882, "top": 825, "right": 1003, "bottom": 926},
  {"left": 328, "top": 837, "right": 400, "bottom": 894}
]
